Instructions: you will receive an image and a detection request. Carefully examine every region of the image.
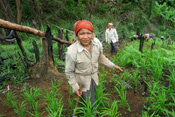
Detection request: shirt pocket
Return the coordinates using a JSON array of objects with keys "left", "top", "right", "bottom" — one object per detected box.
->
[
  {"left": 92, "top": 48, "right": 100, "bottom": 63},
  {"left": 76, "top": 58, "right": 89, "bottom": 71}
]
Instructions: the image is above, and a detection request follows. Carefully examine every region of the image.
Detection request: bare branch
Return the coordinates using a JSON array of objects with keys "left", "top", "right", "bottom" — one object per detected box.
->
[{"left": 0, "top": 30, "right": 14, "bottom": 40}]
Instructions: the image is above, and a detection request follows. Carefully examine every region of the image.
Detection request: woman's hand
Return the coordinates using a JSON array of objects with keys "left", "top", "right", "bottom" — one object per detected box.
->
[
  {"left": 113, "top": 65, "right": 123, "bottom": 74},
  {"left": 75, "top": 89, "right": 82, "bottom": 97}
]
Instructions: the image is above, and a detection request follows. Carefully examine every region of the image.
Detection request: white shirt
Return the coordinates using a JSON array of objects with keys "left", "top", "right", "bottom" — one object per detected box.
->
[{"left": 105, "top": 28, "right": 119, "bottom": 43}]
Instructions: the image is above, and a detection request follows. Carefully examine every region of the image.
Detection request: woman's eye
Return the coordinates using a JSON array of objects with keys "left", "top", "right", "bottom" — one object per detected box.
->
[{"left": 79, "top": 33, "right": 84, "bottom": 35}]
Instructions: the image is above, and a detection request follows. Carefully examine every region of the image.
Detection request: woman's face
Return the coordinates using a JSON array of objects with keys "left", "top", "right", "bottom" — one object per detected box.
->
[
  {"left": 108, "top": 25, "right": 113, "bottom": 30},
  {"left": 77, "top": 28, "right": 94, "bottom": 47}
]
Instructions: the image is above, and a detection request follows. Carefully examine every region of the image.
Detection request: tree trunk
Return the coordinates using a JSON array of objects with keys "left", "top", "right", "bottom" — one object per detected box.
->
[
  {"left": 0, "top": 0, "right": 14, "bottom": 35},
  {"left": 58, "top": 28, "right": 63, "bottom": 60}
]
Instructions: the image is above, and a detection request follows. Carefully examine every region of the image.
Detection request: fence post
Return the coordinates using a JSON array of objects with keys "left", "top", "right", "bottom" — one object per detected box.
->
[
  {"left": 65, "top": 30, "right": 69, "bottom": 41},
  {"left": 45, "top": 25, "right": 54, "bottom": 63},
  {"left": 58, "top": 28, "right": 63, "bottom": 60},
  {"left": 139, "top": 34, "right": 144, "bottom": 53},
  {"left": 32, "top": 40, "right": 40, "bottom": 62}
]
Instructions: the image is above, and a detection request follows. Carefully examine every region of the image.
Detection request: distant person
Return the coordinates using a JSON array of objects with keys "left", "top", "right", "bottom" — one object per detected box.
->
[
  {"left": 131, "top": 35, "right": 138, "bottom": 41},
  {"left": 161, "top": 36, "right": 165, "bottom": 41},
  {"left": 105, "top": 23, "right": 119, "bottom": 54},
  {"left": 167, "top": 36, "right": 171, "bottom": 44},
  {"left": 143, "top": 33, "right": 154, "bottom": 41}
]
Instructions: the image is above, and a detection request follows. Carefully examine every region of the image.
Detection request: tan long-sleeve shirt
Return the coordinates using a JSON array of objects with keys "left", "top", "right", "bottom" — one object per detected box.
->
[{"left": 65, "top": 38, "right": 115, "bottom": 92}]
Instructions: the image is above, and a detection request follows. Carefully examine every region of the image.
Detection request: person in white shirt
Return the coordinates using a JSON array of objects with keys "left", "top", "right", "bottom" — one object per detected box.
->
[{"left": 105, "top": 23, "right": 119, "bottom": 54}]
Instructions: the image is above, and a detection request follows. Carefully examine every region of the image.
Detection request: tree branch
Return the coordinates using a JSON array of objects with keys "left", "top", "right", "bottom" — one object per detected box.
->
[{"left": 0, "top": 19, "right": 72, "bottom": 45}]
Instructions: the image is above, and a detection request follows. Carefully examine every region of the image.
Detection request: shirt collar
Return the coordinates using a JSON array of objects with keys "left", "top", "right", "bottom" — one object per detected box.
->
[{"left": 77, "top": 38, "right": 97, "bottom": 53}]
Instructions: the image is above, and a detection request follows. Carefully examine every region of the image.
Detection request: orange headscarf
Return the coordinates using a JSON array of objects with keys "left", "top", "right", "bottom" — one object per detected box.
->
[{"left": 72, "top": 20, "right": 93, "bottom": 41}]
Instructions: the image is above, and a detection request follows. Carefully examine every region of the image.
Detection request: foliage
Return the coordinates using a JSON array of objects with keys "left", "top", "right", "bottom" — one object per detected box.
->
[{"left": 155, "top": 1, "right": 175, "bottom": 23}]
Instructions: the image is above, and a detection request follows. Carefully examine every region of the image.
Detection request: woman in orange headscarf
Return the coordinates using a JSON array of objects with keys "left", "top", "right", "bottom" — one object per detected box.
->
[{"left": 65, "top": 20, "right": 123, "bottom": 115}]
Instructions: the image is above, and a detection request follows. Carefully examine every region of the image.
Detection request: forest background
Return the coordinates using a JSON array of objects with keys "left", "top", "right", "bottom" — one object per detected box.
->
[{"left": 0, "top": 0, "right": 174, "bottom": 39}]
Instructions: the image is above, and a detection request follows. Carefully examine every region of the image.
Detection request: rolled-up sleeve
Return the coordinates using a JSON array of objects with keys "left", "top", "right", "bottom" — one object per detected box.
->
[{"left": 65, "top": 52, "right": 79, "bottom": 93}]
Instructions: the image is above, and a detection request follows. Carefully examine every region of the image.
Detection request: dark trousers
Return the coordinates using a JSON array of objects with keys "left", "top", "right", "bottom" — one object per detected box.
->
[
  {"left": 110, "top": 42, "right": 117, "bottom": 53},
  {"left": 82, "top": 79, "right": 97, "bottom": 109}
]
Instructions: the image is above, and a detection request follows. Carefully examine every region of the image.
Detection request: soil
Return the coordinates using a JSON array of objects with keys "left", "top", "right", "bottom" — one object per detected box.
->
[{"left": 0, "top": 40, "right": 146, "bottom": 117}]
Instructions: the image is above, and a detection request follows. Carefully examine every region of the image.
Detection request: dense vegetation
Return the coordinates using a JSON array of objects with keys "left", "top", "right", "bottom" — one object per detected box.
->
[
  {"left": 0, "top": 0, "right": 175, "bottom": 117},
  {"left": 0, "top": 0, "right": 175, "bottom": 38}
]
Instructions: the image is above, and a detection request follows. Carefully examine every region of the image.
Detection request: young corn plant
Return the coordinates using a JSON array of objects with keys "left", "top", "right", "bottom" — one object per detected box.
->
[
  {"left": 5, "top": 91, "right": 17, "bottom": 108},
  {"left": 122, "top": 71, "right": 132, "bottom": 81},
  {"left": 100, "top": 100, "right": 120, "bottom": 117},
  {"left": 14, "top": 101, "right": 27, "bottom": 117},
  {"left": 114, "top": 81, "right": 130, "bottom": 110},
  {"left": 130, "top": 69, "right": 141, "bottom": 94},
  {"left": 44, "top": 80, "right": 64, "bottom": 116},
  {"left": 139, "top": 58, "right": 147, "bottom": 75},
  {"left": 96, "top": 70, "right": 110, "bottom": 110},
  {"left": 44, "top": 90, "right": 64, "bottom": 116},
  {"left": 111, "top": 74, "right": 118, "bottom": 83},
  {"left": 27, "top": 101, "right": 41, "bottom": 117},
  {"left": 50, "top": 79, "right": 61, "bottom": 98},
  {"left": 76, "top": 96, "right": 98, "bottom": 117},
  {"left": 166, "top": 69, "right": 175, "bottom": 98},
  {"left": 68, "top": 96, "right": 74, "bottom": 114},
  {"left": 165, "top": 109, "right": 175, "bottom": 117},
  {"left": 142, "top": 111, "right": 150, "bottom": 117},
  {"left": 95, "top": 81, "right": 110, "bottom": 110},
  {"left": 145, "top": 82, "right": 174, "bottom": 116},
  {"left": 22, "top": 85, "right": 41, "bottom": 110},
  {"left": 46, "top": 105, "right": 64, "bottom": 117}
]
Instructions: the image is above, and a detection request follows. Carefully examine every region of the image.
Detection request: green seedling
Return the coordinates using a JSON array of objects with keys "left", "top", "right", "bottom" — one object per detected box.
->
[
  {"left": 14, "top": 101, "right": 27, "bottom": 117},
  {"left": 51, "top": 79, "right": 61, "bottom": 98},
  {"left": 27, "top": 101, "right": 41, "bottom": 117},
  {"left": 95, "top": 82, "right": 110, "bottom": 110},
  {"left": 6, "top": 91, "right": 17, "bottom": 108},
  {"left": 114, "top": 81, "right": 129, "bottom": 110},
  {"left": 130, "top": 69, "right": 141, "bottom": 94},
  {"left": 22, "top": 85, "right": 41, "bottom": 110},
  {"left": 76, "top": 95, "right": 99, "bottom": 117},
  {"left": 68, "top": 96, "right": 74, "bottom": 114},
  {"left": 101, "top": 100, "right": 120, "bottom": 117},
  {"left": 46, "top": 105, "right": 64, "bottom": 117},
  {"left": 44, "top": 80, "right": 64, "bottom": 116}
]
